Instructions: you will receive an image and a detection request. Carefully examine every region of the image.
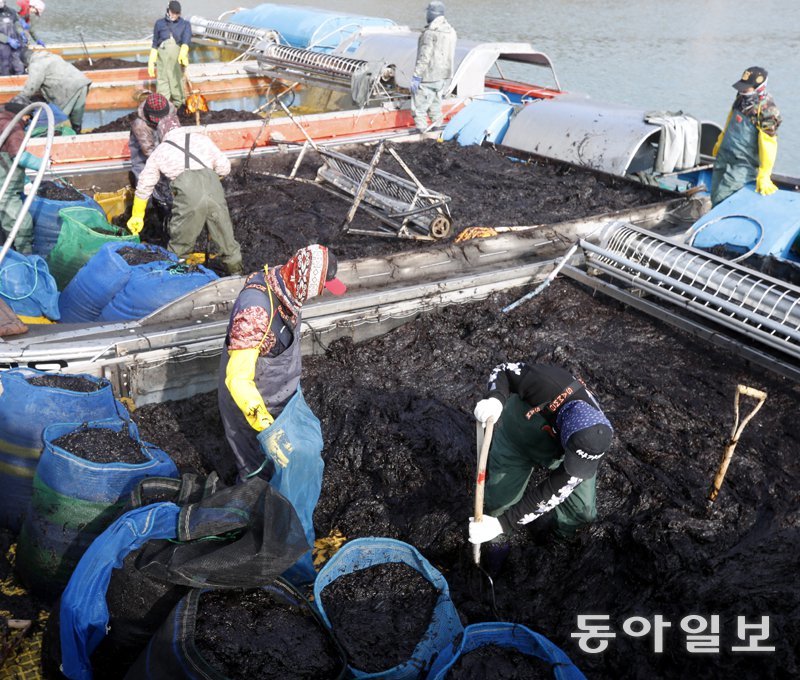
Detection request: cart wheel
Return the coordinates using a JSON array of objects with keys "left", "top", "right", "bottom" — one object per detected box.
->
[{"left": 429, "top": 214, "right": 453, "bottom": 239}]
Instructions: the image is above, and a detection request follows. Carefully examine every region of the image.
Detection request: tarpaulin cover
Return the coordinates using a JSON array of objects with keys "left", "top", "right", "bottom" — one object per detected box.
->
[
  {"left": 426, "top": 622, "right": 587, "bottom": 680},
  {"left": 0, "top": 369, "right": 119, "bottom": 532},
  {"left": 257, "top": 387, "right": 323, "bottom": 585},
  {"left": 314, "top": 537, "right": 464, "bottom": 679},
  {"left": 231, "top": 3, "right": 395, "bottom": 51}
]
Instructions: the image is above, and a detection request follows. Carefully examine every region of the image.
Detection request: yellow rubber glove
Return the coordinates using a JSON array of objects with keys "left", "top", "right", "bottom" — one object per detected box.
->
[
  {"left": 225, "top": 348, "right": 274, "bottom": 431},
  {"left": 756, "top": 129, "right": 778, "bottom": 196},
  {"left": 178, "top": 44, "right": 189, "bottom": 67},
  {"left": 711, "top": 109, "right": 732, "bottom": 157},
  {"left": 126, "top": 196, "right": 147, "bottom": 235},
  {"left": 147, "top": 48, "right": 158, "bottom": 78}
]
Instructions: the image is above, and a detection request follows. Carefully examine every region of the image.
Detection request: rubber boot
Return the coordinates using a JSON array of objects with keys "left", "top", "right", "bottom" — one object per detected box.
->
[{"left": 226, "top": 261, "right": 244, "bottom": 276}]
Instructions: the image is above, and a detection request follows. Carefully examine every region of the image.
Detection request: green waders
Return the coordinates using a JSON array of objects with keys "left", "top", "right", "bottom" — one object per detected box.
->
[
  {"left": 484, "top": 394, "right": 597, "bottom": 538},
  {"left": 156, "top": 37, "right": 185, "bottom": 108},
  {"left": 710, "top": 110, "right": 759, "bottom": 206},
  {"left": 0, "top": 153, "right": 33, "bottom": 254},
  {"left": 168, "top": 168, "right": 242, "bottom": 273},
  {"left": 59, "top": 84, "right": 90, "bottom": 134}
]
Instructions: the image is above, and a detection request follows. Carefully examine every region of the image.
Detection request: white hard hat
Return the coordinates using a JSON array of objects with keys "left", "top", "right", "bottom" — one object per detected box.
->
[{"left": 30, "top": 0, "right": 46, "bottom": 14}]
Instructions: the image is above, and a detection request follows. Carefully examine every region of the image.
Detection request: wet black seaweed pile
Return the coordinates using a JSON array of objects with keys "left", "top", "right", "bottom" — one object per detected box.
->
[
  {"left": 225, "top": 140, "right": 667, "bottom": 270},
  {"left": 320, "top": 562, "right": 438, "bottom": 672},
  {"left": 134, "top": 278, "right": 800, "bottom": 679},
  {"left": 26, "top": 374, "right": 102, "bottom": 392},
  {"left": 72, "top": 57, "right": 140, "bottom": 71},
  {"left": 90, "top": 108, "right": 263, "bottom": 134},
  {"left": 51, "top": 428, "right": 145, "bottom": 464},
  {"left": 116, "top": 245, "right": 172, "bottom": 265},
  {"left": 36, "top": 180, "right": 84, "bottom": 202},
  {"left": 194, "top": 588, "right": 340, "bottom": 679},
  {"left": 446, "top": 644, "right": 552, "bottom": 679}
]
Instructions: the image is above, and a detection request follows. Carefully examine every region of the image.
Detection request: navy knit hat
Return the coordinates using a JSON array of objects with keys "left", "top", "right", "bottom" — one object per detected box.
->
[
  {"left": 168, "top": 1, "right": 181, "bottom": 14},
  {"left": 557, "top": 400, "right": 613, "bottom": 478}
]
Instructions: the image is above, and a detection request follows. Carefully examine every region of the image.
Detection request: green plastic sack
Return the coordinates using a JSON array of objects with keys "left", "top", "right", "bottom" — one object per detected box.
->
[{"left": 46, "top": 206, "right": 139, "bottom": 289}]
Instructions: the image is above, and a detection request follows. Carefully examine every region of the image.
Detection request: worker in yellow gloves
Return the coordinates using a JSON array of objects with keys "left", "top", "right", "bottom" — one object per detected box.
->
[
  {"left": 217, "top": 245, "right": 347, "bottom": 482},
  {"left": 710, "top": 66, "right": 781, "bottom": 206},
  {"left": 148, "top": 1, "right": 191, "bottom": 108}
]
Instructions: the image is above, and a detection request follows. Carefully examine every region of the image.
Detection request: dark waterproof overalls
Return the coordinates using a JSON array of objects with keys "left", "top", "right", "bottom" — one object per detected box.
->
[
  {"left": 162, "top": 135, "right": 242, "bottom": 271},
  {"left": 218, "top": 281, "right": 302, "bottom": 482},
  {"left": 485, "top": 394, "right": 598, "bottom": 538},
  {"left": 0, "top": 10, "right": 23, "bottom": 76},
  {"left": 711, "top": 107, "right": 760, "bottom": 206}
]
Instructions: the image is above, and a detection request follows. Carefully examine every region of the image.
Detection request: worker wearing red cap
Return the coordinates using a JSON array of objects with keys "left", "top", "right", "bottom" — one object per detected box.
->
[{"left": 218, "top": 245, "right": 347, "bottom": 583}]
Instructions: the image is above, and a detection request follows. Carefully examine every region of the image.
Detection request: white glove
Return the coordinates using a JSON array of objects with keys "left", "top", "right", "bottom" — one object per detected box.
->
[
  {"left": 473, "top": 397, "right": 503, "bottom": 424},
  {"left": 468, "top": 515, "right": 503, "bottom": 544}
]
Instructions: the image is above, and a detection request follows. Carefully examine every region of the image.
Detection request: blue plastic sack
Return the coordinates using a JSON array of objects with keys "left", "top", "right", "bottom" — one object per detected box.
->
[
  {"left": 60, "top": 502, "right": 180, "bottom": 680},
  {"left": 99, "top": 260, "right": 218, "bottom": 321},
  {"left": 59, "top": 243, "right": 177, "bottom": 323},
  {"left": 0, "top": 369, "right": 121, "bottom": 532},
  {"left": 30, "top": 191, "right": 104, "bottom": 258},
  {"left": 16, "top": 417, "right": 178, "bottom": 600},
  {"left": 314, "top": 537, "right": 464, "bottom": 679},
  {"left": 256, "top": 386, "right": 322, "bottom": 584},
  {"left": 0, "top": 249, "right": 60, "bottom": 319},
  {"left": 426, "top": 622, "right": 587, "bottom": 680}
]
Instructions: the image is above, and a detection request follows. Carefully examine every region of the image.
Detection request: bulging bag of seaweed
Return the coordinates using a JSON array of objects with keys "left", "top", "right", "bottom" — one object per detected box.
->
[
  {"left": 15, "top": 416, "right": 179, "bottom": 601},
  {"left": 426, "top": 622, "right": 587, "bottom": 680},
  {"left": 0, "top": 369, "right": 121, "bottom": 533},
  {"left": 52, "top": 475, "right": 308, "bottom": 680},
  {"left": 125, "top": 581, "right": 348, "bottom": 680},
  {"left": 314, "top": 537, "right": 464, "bottom": 679}
]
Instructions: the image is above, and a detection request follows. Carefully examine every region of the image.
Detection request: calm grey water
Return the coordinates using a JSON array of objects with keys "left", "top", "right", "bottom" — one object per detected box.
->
[{"left": 42, "top": 1, "right": 800, "bottom": 172}]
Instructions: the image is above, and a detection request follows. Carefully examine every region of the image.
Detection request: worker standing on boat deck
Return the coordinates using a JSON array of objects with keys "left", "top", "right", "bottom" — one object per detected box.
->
[
  {"left": 15, "top": 49, "right": 90, "bottom": 132},
  {"left": 0, "top": 101, "right": 41, "bottom": 253},
  {"left": 127, "top": 116, "right": 244, "bottom": 275},
  {"left": 129, "top": 92, "right": 177, "bottom": 235},
  {"left": 468, "top": 362, "right": 613, "bottom": 571},
  {"left": 16, "top": 0, "right": 45, "bottom": 47},
  {"left": 711, "top": 66, "right": 782, "bottom": 206},
  {"left": 410, "top": 1, "right": 457, "bottom": 133},
  {"left": 218, "top": 245, "right": 346, "bottom": 583},
  {"left": 0, "top": 0, "right": 25, "bottom": 76},
  {"left": 149, "top": 1, "right": 191, "bottom": 109}
]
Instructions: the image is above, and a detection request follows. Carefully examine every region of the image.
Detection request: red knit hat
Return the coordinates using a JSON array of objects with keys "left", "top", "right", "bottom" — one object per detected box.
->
[{"left": 143, "top": 93, "right": 170, "bottom": 125}]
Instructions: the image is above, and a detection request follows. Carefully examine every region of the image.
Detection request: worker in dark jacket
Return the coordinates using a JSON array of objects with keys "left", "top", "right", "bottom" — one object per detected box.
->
[
  {"left": 218, "top": 245, "right": 346, "bottom": 584},
  {"left": 469, "top": 362, "right": 613, "bottom": 551},
  {"left": 711, "top": 66, "right": 782, "bottom": 206},
  {"left": 0, "top": 0, "right": 25, "bottom": 76},
  {"left": 129, "top": 92, "right": 176, "bottom": 230},
  {"left": 0, "top": 101, "right": 42, "bottom": 253},
  {"left": 148, "top": 0, "right": 191, "bottom": 108}
]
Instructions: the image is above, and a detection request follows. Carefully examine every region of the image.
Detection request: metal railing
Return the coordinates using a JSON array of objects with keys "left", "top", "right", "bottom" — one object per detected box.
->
[{"left": 0, "top": 102, "right": 55, "bottom": 267}]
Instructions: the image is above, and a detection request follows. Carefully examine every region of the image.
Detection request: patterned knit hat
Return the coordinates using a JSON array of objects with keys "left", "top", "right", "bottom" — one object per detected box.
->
[
  {"left": 556, "top": 400, "right": 613, "bottom": 478},
  {"left": 143, "top": 93, "right": 170, "bottom": 126},
  {"left": 280, "top": 245, "right": 346, "bottom": 304}
]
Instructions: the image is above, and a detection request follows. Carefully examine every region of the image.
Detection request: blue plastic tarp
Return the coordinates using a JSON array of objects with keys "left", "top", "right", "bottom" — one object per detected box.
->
[
  {"left": 688, "top": 185, "right": 800, "bottom": 261},
  {"left": 231, "top": 3, "right": 395, "bottom": 51},
  {"left": 59, "top": 503, "right": 180, "bottom": 680}
]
